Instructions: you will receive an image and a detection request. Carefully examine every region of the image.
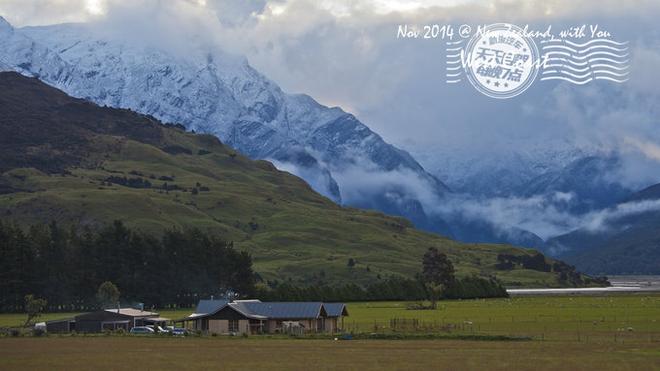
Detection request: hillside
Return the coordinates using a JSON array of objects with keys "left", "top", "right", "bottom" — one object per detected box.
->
[
  {"left": 547, "top": 183, "right": 660, "bottom": 274},
  {"left": 0, "top": 72, "right": 585, "bottom": 287}
]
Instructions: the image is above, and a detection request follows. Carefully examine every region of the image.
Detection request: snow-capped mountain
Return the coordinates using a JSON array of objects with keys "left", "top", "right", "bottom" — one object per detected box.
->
[
  {"left": 410, "top": 141, "right": 638, "bottom": 249},
  {"left": 413, "top": 141, "right": 593, "bottom": 198},
  {"left": 2, "top": 15, "right": 644, "bottom": 256},
  {"left": 0, "top": 17, "right": 451, "bottom": 233}
]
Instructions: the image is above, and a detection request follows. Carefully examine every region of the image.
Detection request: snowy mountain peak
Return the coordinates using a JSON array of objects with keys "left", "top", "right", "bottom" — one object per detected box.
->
[{"left": 1, "top": 19, "right": 451, "bottom": 232}]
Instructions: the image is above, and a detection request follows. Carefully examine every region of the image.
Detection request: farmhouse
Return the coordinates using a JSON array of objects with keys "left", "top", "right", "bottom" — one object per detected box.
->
[
  {"left": 175, "top": 299, "right": 348, "bottom": 335},
  {"left": 46, "top": 308, "right": 168, "bottom": 333}
]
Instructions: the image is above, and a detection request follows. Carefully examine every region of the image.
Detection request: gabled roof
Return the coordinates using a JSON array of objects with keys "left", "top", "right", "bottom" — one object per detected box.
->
[
  {"left": 233, "top": 302, "right": 327, "bottom": 320},
  {"left": 193, "top": 299, "right": 229, "bottom": 316},
  {"left": 185, "top": 301, "right": 266, "bottom": 321},
  {"left": 180, "top": 299, "right": 347, "bottom": 322},
  {"left": 324, "top": 303, "right": 349, "bottom": 317},
  {"left": 104, "top": 308, "right": 159, "bottom": 317}
]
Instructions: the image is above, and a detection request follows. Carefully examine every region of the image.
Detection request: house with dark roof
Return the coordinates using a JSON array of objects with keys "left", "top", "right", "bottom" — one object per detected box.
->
[{"left": 175, "top": 299, "right": 348, "bottom": 335}]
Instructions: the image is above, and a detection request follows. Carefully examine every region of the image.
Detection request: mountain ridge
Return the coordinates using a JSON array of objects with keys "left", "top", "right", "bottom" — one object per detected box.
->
[
  {"left": 0, "top": 18, "right": 453, "bottom": 239},
  {"left": 0, "top": 71, "right": 588, "bottom": 287},
  {"left": 546, "top": 183, "right": 660, "bottom": 274}
]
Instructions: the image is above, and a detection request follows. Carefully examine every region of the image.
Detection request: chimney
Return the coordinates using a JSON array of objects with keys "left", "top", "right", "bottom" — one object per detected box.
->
[
  {"left": 116, "top": 302, "right": 120, "bottom": 313},
  {"left": 211, "top": 295, "right": 214, "bottom": 300}
]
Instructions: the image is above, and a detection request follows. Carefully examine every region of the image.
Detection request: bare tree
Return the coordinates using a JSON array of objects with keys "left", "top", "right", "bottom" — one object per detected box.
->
[{"left": 23, "top": 295, "right": 47, "bottom": 327}]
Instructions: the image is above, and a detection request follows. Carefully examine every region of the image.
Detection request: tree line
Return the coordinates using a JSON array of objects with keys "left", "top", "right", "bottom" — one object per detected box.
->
[
  {"left": 496, "top": 253, "right": 610, "bottom": 287},
  {"left": 1, "top": 221, "right": 507, "bottom": 313},
  {"left": 255, "top": 275, "right": 507, "bottom": 303},
  {"left": 0, "top": 220, "right": 255, "bottom": 312},
  {"left": 256, "top": 255, "right": 507, "bottom": 304}
]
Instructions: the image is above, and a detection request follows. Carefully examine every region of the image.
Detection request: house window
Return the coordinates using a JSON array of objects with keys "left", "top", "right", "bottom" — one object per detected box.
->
[{"left": 228, "top": 319, "right": 239, "bottom": 333}]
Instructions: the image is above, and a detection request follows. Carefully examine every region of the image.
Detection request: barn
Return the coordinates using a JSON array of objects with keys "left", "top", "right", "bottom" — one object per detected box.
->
[{"left": 46, "top": 308, "right": 168, "bottom": 333}]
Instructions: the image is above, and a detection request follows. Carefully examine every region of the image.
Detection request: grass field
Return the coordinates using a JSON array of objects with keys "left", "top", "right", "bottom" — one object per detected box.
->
[
  {"left": 3, "top": 294, "right": 660, "bottom": 343},
  {"left": 2, "top": 294, "right": 660, "bottom": 369},
  {"left": 1, "top": 337, "right": 659, "bottom": 370}
]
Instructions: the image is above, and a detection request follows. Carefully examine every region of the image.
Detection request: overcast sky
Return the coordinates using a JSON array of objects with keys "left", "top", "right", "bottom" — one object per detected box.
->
[{"left": 1, "top": 0, "right": 659, "bottom": 186}]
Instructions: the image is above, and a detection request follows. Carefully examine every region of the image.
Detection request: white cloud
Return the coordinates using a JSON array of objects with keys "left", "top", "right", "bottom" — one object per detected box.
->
[
  {"left": 583, "top": 199, "right": 660, "bottom": 232},
  {"left": 623, "top": 137, "right": 660, "bottom": 162}
]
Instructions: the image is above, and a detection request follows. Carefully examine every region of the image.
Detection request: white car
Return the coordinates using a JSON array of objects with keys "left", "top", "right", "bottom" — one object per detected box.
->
[
  {"left": 130, "top": 326, "right": 155, "bottom": 334},
  {"left": 156, "top": 326, "right": 170, "bottom": 333}
]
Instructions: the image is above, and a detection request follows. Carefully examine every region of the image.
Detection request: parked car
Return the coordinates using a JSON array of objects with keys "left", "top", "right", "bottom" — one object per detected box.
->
[
  {"left": 34, "top": 322, "right": 46, "bottom": 331},
  {"left": 171, "top": 327, "right": 188, "bottom": 336},
  {"left": 145, "top": 325, "right": 169, "bottom": 334},
  {"left": 156, "top": 326, "right": 170, "bottom": 334},
  {"left": 130, "top": 326, "right": 155, "bottom": 334}
]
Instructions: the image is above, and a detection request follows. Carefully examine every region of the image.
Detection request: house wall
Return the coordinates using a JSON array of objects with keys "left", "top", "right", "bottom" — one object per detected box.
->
[
  {"left": 199, "top": 306, "right": 251, "bottom": 334},
  {"left": 197, "top": 319, "right": 250, "bottom": 335},
  {"left": 197, "top": 317, "right": 339, "bottom": 334},
  {"left": 265, "top": 320, "right": 278, "bottom": 333},
  {"left": 76, "top": 320, "right": 103, "bottom": 333},
  {"left": 238, "top": 320, "right": 249, "bottom": 334},
  {"left": 262, "top": 318, "right": 335, "bottom": 334},
  {"left": 45, "top": 321, "right": 71, "bottom": 333},
  {"left": 208, "top": 320, "right": 228, "bottom": 334},
  {"left": 324, "top": 317, "right": 338, "bottom": 333},
  {"left": 74, "top": 311, "right": 137, "bottom": 332}
]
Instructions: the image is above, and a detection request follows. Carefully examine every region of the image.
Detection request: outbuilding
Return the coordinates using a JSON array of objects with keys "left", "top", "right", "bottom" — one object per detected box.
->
[{"left": 46, "top": 308, "right": 168, "bottom": 333}]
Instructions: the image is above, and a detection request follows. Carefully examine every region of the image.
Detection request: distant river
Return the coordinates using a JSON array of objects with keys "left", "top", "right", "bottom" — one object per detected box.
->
[{"left": 508, "top": 275, "right": 660, "bottom": 296}]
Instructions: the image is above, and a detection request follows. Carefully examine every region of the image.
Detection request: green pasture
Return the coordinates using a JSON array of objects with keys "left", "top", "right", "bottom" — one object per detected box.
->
[
  {"left": 4, "top": 294, "right": 660, "bottom": 343},
  {"left": 2, "top": 294, "right": 660, "bottom": 370}
]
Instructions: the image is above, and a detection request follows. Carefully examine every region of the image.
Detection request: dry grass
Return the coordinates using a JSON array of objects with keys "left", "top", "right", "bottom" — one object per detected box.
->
[{"left": 1, "top": 337, "right": 659, "bottom": 370}]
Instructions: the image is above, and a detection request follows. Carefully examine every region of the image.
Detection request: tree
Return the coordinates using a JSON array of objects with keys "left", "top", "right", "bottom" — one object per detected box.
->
[
  {"left": 0, "top": 221, "right": 256, "bottom": 311},
  {"left": 96, "top": 281, "right": 120, "bottom": 308},
  {"left": 421, "top": 247, "right": 455, "bottom": 309},
  {"left": 23, "top": 294, "right": 47, "bottom": 327}
]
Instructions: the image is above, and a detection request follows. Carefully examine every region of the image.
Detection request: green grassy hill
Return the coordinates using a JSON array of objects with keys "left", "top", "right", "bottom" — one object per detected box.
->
[{"left": 0, "top": 72, "right": 579, "bottom": 286}]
